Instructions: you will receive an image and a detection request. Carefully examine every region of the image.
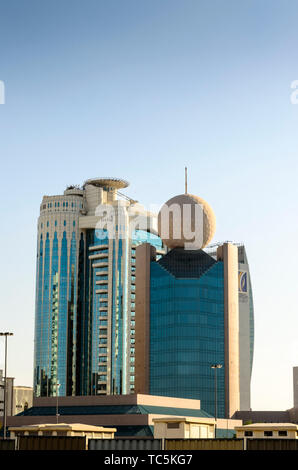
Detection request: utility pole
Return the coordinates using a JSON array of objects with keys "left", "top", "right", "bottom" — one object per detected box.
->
[
  {"left": 211, "top": 364, "right": 222, "bottom": 438},
  {"left": 0, "top": 332, "right": 13, "bottom": 439}
]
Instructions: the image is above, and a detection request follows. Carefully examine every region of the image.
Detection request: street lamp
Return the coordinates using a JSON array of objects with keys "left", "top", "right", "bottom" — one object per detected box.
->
[
  {"left": 56, "top": 383, "right": 60, "bottom": 424},
  {"left": 0, "top": 332, "right": 13, "bottom": 440},
  {"left": 211, "top": 363, "right": 222, "bottom": 438}
]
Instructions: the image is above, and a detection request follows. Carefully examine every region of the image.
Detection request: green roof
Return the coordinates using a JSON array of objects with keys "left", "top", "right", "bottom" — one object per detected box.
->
[
  {"left": 138, "top": 405, "right": 213, "bottom": 418},
  {"left": 18, "top": 404, "right": 213, "bottom": 419}
]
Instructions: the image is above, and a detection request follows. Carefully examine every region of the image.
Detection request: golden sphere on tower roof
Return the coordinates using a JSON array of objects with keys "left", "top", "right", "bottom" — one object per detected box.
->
[{"left": 157, "top": 193, "right": 216, "bottom": 250}]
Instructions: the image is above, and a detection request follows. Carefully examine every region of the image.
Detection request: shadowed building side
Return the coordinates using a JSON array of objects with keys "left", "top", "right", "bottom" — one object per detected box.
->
[{"left": 135, "top": 241, "right": 240, "bottom": 419}]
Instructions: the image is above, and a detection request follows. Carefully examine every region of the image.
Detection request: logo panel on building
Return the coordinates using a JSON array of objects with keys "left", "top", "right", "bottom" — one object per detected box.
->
[{"left": 238, "top": 271, "right": 248, "bottom": 293}]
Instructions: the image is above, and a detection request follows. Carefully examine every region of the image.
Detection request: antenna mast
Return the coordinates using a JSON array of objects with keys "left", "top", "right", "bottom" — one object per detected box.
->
[{"left": 185, "top": 166, "right": 188, "bottom": 194}]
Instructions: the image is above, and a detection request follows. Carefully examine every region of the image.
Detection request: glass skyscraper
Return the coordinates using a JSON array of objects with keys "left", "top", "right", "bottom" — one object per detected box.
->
[
  {"left": 34, "top": 177, "right": 164, "bottom": 397},
  {"left": 149, "top": 249, "right": 226, "bottom": 417},
  {"left": 134, "top": 187, "right": 255, "bottom": 419}
]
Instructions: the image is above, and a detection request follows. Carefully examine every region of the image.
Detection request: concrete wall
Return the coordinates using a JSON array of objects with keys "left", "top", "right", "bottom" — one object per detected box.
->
[
  {"left": 236, "top": 428, "right": 298, "bottom": 439},
  {"left": 233, "top": 410, "right": 291, "bottom": 423},
  {"left": 0, "top": 372, "right": 14, "bottom": 418},
  {"left": 238, "top": 252, "right": 252, "bottom": 411},
  {"left": 13, "top": 387, "right": 33, "bottom": 416},
  {"left": 33, "top": 393, "right": 202, "bottom": 409},
  {"left": 134, "top": 244, "right": 156, "bottom": 394},
  {"left": 217, "top": 243, "right": 240, "bottom": 418},
  {"left": 154, "top": 421, "right": 214, "bottom": 439}
]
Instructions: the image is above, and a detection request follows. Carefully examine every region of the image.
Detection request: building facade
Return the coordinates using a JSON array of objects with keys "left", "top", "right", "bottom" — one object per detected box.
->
[
  {"left": 0, "top": 371, "right": 33, "bottom": 419},
  {"left": 0, "top": 371, "right": 14, "bottom": 418},
  {"left": 134, "top": 191, "right": 254, "bottom": 419},
  {"left": 135, "top": 242, "right": 242, "bottom": 418},
  {"left": 34, "top": 177, "right": 164, "bottom": 398},
  {"left": 205, "top": 242, "right": 254, "bottom": 411},
  {"left": 8, "top": 393, "right": 242, "bottom": 438}
]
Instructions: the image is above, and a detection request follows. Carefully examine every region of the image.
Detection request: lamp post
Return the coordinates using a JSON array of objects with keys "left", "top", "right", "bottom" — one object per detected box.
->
[
  {"left": 56, "top": 383, "right": 60, "bottom": 424},
  {"left": 211, "top": 363, "right": 222, "bottom": 438},
  {"left": 0, "top": 332, "right": 13, "bottom": 440}
]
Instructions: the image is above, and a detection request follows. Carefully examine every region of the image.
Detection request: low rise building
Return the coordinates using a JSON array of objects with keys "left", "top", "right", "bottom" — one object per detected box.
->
[
  {"left": 9, "top": 423, "right": 116, "bottom": 439},
  {"left": 0, "top": 371, "right": 33, "bottom": 419},
  {"left": 13, "top": 386, "right": 33, "bottom": 415},
  {"left": 153, "top": 417, "right": 215, "bottom": 439},
  {"left": 7, "top": 394, "right": 242, "bottom": 438},
  {"left": 235, "top": 423, "right": 298, "bottom": 439},
  {"left": 0, "top": 371, "right": 14, "bottom": 417}
]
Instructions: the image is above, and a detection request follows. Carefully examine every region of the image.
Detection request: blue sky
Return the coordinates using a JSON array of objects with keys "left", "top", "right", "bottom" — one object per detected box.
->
[{"left": 0, "top": 0, "right": 298, "bottom": 410}]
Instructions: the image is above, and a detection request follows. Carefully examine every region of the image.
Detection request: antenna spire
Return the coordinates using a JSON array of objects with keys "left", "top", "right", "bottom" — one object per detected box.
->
[{"left": 185, "top": 166, "right": 188, "bottom": 194}]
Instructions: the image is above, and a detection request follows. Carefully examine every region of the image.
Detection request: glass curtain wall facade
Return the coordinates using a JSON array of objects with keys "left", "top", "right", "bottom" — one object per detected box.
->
[
  {"left": 149, "top": 248, "right": 225, "bottom": 418},
  {"left": 34, "top": 188, "right": 83, "bottom": 397},
  {"left": 76, "top": 228, "right": 164, "bottom": 397},
  {"left": 34, "top": 179, "right": 163, "bottom": 398}
]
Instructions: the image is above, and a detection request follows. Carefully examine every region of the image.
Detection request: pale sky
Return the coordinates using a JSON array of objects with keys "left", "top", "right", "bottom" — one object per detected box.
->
[{"left": 0, "top": 0, "right": 298, "bottom": 411}]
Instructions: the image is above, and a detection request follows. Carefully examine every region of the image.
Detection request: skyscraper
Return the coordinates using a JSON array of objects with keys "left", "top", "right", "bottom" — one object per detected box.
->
[
  {"left": 34, "top": 177, "right": 164, "bottom": 397},
  {"left": 205, "top": 242, "right": 254, "bottom": 411},
  {"left": 135, "top": 191, "right": 254, "bottom": 418}
]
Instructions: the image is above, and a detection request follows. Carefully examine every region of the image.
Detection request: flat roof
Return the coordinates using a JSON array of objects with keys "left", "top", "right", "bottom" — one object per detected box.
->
[
  {"left": 9, "top": 423, "right": 116, "bottom": 432},
  {"left": 235, "top": 423, "right": 298, "bottom": 430},
  {"left": 33, "top": 393, "right": 202, "bottom": 409}
]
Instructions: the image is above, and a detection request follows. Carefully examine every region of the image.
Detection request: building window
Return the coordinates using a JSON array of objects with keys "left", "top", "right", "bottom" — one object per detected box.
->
[
  {"left": 264, "top": 431, "right": 273, "bottom": 437},
  {"left": 278, "top": 431, "right": 288, "bottom": 436},
  {"left": 167, "top": 423, "right": 180, "bottom": 429},
  {"left": 244, "top": 431, "right": 253, "bottom": 437}
]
